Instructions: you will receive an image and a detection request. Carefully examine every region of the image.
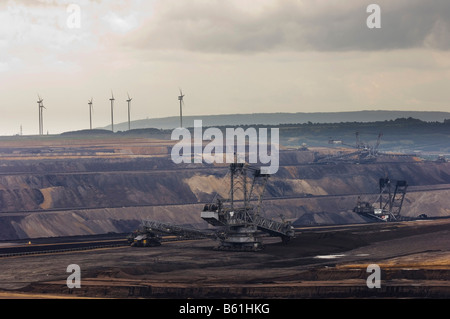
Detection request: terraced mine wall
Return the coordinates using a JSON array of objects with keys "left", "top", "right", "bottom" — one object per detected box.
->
[{"left": 0, "top": 151, "right": 449, "bottom": 240}]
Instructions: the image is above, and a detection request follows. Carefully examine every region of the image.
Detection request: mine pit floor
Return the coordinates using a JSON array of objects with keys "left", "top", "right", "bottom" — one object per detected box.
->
[{"left": 1, "top": 219, "right": 450, "bottom": 299}]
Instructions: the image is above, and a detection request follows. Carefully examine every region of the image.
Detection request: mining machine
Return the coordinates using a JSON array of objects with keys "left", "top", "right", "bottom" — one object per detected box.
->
[
  {"left": 130, "top": 164, "right": 294, "bottom": 251},
  {"left": 201, "top": 163, "right": 295, "bottom": 251},
  {"left": 322, "top": 132, "right": 383, "bottom": 163},
  {"left": 353, "top": 177, "right": 408, "bottom": 221}
]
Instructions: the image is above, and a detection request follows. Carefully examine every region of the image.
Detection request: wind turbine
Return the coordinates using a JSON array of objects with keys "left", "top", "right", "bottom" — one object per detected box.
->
[
  {"left": 37, "top": 95, "right": 42, "bottom": 135},
  {"left": 88, "top": 98, "right": 93, "bottom": 130},
  {"left": 109, "top": 91, "right": 115, "bottom": 132},
  {"left": 178, "top": 88, "right": 185, "bottom": 128},
  {"left": 126, "top": 93, "right": 132, "bottom": 131},
  {"left": 37, "top": 94, "right": 45, "bottom": 135}
]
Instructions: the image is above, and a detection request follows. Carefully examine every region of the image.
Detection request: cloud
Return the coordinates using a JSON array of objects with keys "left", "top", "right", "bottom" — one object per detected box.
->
[
  {"left": 5, "top": 0, "right": 450, "bottom": 58},
  {"left": 1, "top": 0, "right": 449, "bottom": 136},
  {"left": 124, "top": 0, "right": 450, "bottom": 53}
]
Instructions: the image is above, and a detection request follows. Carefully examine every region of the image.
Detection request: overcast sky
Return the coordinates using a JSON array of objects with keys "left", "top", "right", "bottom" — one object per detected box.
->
[{"left": 0, "top": 0, "right": 449, "bottom": 135}]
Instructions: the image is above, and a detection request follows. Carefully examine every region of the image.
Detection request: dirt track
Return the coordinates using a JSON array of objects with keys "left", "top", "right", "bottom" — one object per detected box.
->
[{"left": 1, "top": 218, "right": 449, "bottom": 299}]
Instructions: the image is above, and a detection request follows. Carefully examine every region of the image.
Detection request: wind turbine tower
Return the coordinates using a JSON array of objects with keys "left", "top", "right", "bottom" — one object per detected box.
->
[
  {"left": 37, "top": 94, "right": 45, "bottom": 135},
  {"left": 109, "top": 91, "right": 115, "bottom": 132},
  {"left": 37, "top": 95, "right": 42, "bottom": 135},
  {"left": 88, "top": 98, "right": 93, "bottom": 130},
  {"left": 178, "top": 88, "right": 185, "bottom": 128},
  {"left": 126, "top": 93, "right": 132, "bottom": 131}
]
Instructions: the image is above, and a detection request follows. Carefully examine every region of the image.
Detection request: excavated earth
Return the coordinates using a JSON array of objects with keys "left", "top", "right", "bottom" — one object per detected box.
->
[
  {"left": 0, "top": 135, "right": 448, "bottom": 240},
  {"left": 0, "top": 134, "right": 449, "bottom": 299},
  {"left": 0, "top": 218, "right": 449, "bottom": 299}
]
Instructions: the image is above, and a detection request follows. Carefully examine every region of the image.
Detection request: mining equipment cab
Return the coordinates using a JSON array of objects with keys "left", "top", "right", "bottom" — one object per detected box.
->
[
  {"left": 353, "top": 177, "right": 408, "bottom": 222},
  {"left": 128, "top": 229, "right": 162, "bottom": 247},
  {"left": 201, "top": 163, "right": 295, "bottom": 251}
]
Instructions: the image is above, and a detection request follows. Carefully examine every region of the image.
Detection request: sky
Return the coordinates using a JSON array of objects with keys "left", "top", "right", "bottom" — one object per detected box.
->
[{"left": 0, "top": 0, "right": 449, "bottom": 135}]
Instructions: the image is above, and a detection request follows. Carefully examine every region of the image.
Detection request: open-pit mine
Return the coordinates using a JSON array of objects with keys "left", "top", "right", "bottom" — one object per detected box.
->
[{"left": 0, "top": 131, "right": 449, "bottom": 299}]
